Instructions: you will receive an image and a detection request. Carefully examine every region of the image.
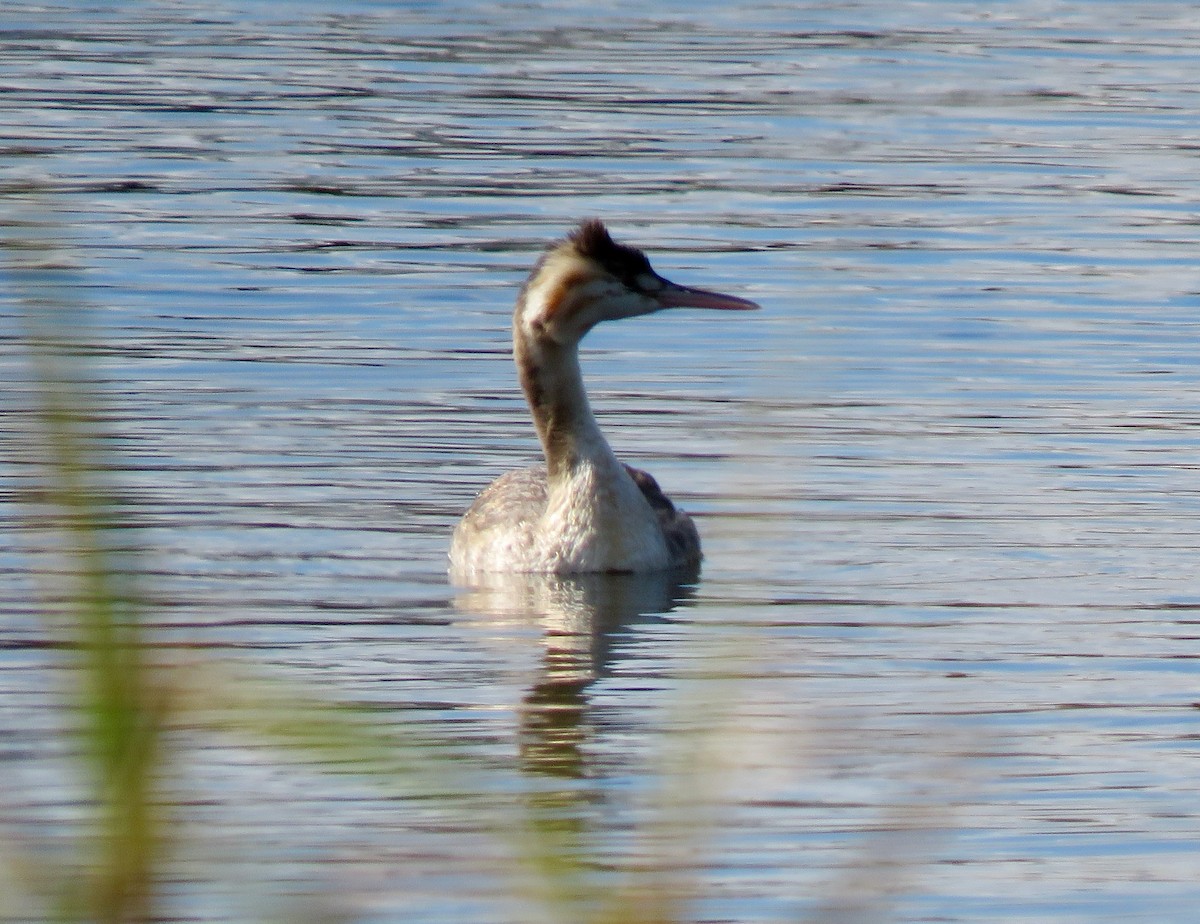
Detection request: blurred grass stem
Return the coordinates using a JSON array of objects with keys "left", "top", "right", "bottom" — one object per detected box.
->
[{"left": 8, "top": 227, "right": 167, "bottom": 922}]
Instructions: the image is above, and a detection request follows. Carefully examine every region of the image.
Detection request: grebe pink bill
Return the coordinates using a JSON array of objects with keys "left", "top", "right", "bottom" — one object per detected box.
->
[{"left": 449, "top": 220, "right": 759, "bottom": 577}]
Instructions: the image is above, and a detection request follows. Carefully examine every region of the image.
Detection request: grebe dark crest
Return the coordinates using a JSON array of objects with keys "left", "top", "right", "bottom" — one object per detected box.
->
[{"left": 450, "top": 220, "right": 759, "bottom": 576}]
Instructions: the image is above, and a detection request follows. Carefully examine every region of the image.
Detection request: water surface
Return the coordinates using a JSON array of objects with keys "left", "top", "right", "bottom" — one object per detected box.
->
[{"left": 3, "top": 2, "right": 1200, "bottom": 921}]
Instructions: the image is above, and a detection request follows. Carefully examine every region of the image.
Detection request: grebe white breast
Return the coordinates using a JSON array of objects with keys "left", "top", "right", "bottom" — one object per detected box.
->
[{"left": 449, "top": 220, "right": 759, "bottom": 576}]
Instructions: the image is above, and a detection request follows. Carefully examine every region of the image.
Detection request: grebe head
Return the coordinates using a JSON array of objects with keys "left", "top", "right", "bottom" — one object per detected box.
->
[{"left": 517, "top": 219, "right": 759, "bottom": 345}]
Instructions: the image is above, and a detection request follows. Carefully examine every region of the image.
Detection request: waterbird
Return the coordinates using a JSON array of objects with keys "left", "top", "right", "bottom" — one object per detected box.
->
[{"left": 449, "top": 220, "right": 759, "bottom": 576}]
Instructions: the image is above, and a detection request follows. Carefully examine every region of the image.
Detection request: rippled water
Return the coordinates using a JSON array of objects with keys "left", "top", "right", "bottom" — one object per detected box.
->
[{"left": 3, "top": 1, "right": 1200, "bottom": 921}]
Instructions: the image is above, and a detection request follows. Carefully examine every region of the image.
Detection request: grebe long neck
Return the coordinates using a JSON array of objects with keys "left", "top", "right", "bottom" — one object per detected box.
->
[
  {"left": 514, "top": 324, "right": 617, "bottom": 483},
  {"left": 511, "top": 316, "right": 672, "bottom": 573}
]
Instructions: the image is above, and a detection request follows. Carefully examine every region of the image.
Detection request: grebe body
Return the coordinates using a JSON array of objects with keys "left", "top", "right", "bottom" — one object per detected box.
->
[{"left": 450, "top": 220, "right": 758, "bottom": 576}]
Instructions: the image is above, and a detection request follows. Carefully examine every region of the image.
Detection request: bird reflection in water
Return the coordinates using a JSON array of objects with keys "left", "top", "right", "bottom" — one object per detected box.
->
[{"left": 453, "top": 564, "right": 699, "bottom": 779}]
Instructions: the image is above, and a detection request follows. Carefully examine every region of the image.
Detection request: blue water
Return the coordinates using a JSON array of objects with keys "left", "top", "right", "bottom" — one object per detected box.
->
[{"left": 3, "top": 1, "right": 1200, "bottom": 921}]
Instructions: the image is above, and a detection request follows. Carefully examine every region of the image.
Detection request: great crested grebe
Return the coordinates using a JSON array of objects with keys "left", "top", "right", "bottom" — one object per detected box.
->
[{"left": 449, "top": 220, "right": 759, "bottom": 576}]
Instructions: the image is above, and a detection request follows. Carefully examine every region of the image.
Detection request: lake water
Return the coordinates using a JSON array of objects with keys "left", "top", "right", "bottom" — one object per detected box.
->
[{"left": 3, "top": 1, "right": 1200, "bottom": 921}]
